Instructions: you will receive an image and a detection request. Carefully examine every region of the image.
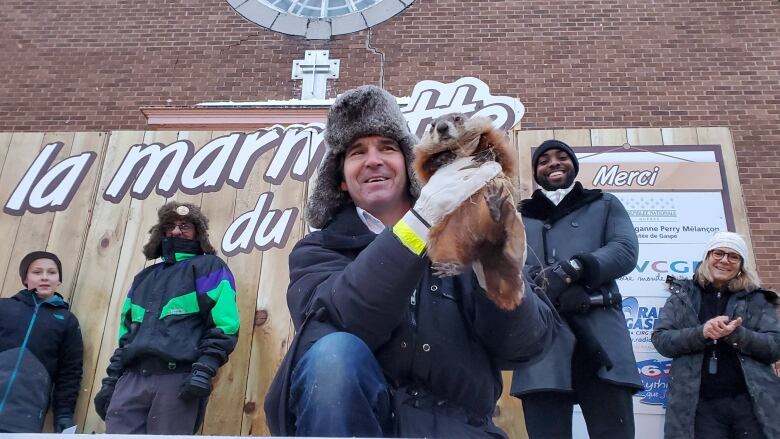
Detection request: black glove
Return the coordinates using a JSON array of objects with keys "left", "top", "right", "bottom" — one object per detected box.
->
[
  {"left": 533, "top": 260, "right": 582, "bottom": 302},
  {"left": 557, "top": 285, "right": 592, "bottom": 314},
  {"left": 54, "top": 415, "right": 75, "bottom": 433},
  {"left": 591, "top": 290, "right": 623, "bottom": 308},
  {"left": 94, "top": 377, "right": 117, "bottom": 421},
  {"left": 179, "top": 363, "right": 216, "bottom": 401}
]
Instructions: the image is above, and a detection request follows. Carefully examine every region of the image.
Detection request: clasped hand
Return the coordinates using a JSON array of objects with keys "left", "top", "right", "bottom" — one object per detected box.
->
[{"left": 703, "top": 315, "right": 742, "bottom": 340}]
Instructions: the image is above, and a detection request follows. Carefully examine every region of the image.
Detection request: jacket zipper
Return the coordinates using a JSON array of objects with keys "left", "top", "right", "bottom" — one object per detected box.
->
[
  {"left": 708, "top": 291, "right": 721, "bottom": 374},
  {"left": 0, "top": 296, "right": 41, "bottom": 413}
]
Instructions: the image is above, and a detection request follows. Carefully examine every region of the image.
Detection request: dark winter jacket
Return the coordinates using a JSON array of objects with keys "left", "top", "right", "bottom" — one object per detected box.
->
[
  {"left": 652, "top": 277, "right": 780, "bottom": 439},
  {"left": 0, "top": 290, "right": 83, "bottom": 432},
  {"left": 264, "top": 207, "right": 559, "bottom": 438},
  {"left": 105, "top": 245, "right": 239, "bottom": 381},
  {"left": 512, "top": 183, "right": 643, "bottom": 395}
]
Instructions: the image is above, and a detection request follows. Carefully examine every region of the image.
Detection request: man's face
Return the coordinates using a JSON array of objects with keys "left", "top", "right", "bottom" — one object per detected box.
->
[
  {"left": 340, "top": 135, "right": 410, "bottom": 218},
  {"left": 163, "top": 221, "right": 198, "bottom": 240},
  {"left": 25, "top": 258, "right": 61, "bottom": 299},
  {"left": 536, "top": 148, "right": 576, "bottom": 190}
]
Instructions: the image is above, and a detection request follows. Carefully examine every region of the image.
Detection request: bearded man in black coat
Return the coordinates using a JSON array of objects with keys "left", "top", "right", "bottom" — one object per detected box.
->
[
  {"left": 263, "top": 85, "right": 559, "bottom": 438},
  {"left": 511, "top": 140, "right": 643, "bottom": 439}
]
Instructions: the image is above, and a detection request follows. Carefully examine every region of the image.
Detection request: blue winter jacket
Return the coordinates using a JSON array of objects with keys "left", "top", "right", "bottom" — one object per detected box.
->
[{"left": 0, "top": 290, "right": 83, "bottom": 432}]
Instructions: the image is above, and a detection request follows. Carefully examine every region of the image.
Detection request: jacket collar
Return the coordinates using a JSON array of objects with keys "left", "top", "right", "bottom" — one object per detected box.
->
[
  {"left": 160, "top": 237, "right": 203, "bottom": 264},
  {"left": 320, "top": 207, "right": 378, "bottom": 250},
  {"left": 12, "top": 289, "right": 69, "bottom": 308},
  {"left": 520, "top": 182, "right": 603, "bottom": 222}
]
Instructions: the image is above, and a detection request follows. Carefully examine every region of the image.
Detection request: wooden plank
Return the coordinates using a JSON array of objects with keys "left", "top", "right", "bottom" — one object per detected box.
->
[
  {"left": 0, "top": 133, "right": 13, "bottom": 184},
  {"left": 697, "top": 127, "right": 752, "bottom": 239},
  {"left": 241, "top": 145, "right": 308, "bottom": 436},
  {"left": 170, "top": 130, "right": 210, "bottom": 207},
  {"left": 196, "top": 130, "right": 239, "bottom": 434},
  {"left": 202, "top": 131, "right": 274, "bottom": 435},
  {"left": 626, "top": 128, "right": 663, "bottom": 146},
  {"left": 661, "top": 127, "right": 698, "bottom": 145},
  {"left": 70, "top": 131, "right": 145, "bottom": 433},
  {"left": 0, "top": 132, "right": 74, "bottom": 298},
  {"left": 591, "top": 128, "right": 628, "bottom": 147},
  {"left": 46, "top": 132, "right": 109, "bottom": 301},
  {"left": 0, "top": 132, "right": 45, "bottom": 297},
  {"left": 515, "top": 130, "right": 554, "bottom": 198},
  {"left": 553, "top": 129, "right": 591, "bottom": 148},
  {"left": 83, "top": 130, "right": 177, "bottom": 433}
]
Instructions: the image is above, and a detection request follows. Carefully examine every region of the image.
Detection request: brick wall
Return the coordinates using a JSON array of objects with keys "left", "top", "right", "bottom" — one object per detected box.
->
[{"left": 1, "top": 0, "right": 778, "bottom": 286}]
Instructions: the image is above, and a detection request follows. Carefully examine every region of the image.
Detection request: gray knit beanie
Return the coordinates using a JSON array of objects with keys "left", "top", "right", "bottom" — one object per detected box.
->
[{"left": 305, "top": 85, "right": 420, "bottom": 229}]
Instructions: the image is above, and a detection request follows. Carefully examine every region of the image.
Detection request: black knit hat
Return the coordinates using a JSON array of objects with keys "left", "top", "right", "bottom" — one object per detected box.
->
[
  {"left": 19, "top": 251, "right": 63, "bottom": 286},
  {"left": 532, "top": 139, "right": 580, "bottom": 186}
]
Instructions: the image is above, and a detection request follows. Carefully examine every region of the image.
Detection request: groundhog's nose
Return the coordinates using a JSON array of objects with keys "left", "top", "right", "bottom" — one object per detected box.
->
[{"left": 436, "top": 122, "right": 449, "bottom": 135}]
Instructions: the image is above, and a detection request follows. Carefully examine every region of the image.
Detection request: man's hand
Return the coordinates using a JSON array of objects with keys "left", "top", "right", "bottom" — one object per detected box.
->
[
  {"left": 413, "top": 157, "right": 501, "bottom": 226},
  {"left": 532, "top": 260, "right": 582, "bottom": 302},
  {"left": 703, "top": 316, "right": 743, "bottom": 340},
  {"left": 557, "top": 285, "right": 592, "bottom": 314},
  {"left": 93, "top": 379, "right": 117, "bottom": 421},
  {"left": 179, "top": 363, "right": 216, "bottom": 400},
  {"left": 54, "top": 415, "right": 75, "bottom": 433}
]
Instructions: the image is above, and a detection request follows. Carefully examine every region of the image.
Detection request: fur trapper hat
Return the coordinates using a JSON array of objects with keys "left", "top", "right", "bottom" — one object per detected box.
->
[
  {"left": 305, "top": 85, "right": 420, "bottom": 229},
  {"left": 143, "top": 201, "right": 216, "bottom": 259}
]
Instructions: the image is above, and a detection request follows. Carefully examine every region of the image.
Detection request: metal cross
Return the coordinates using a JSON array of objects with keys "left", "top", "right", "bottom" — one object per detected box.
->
[{"left": 291, "top": 50, "right": 340, "bottom": 100}]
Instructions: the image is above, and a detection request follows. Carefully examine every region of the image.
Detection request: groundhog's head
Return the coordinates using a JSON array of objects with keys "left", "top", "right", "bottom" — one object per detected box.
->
[{"left": 417, "top": 113, "right": 494, "bottom": 156}]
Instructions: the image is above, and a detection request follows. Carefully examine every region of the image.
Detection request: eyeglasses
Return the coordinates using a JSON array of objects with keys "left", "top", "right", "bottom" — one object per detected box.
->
[
  {"left": 709, "top": 249, "right": 741, "bottom": 264},
  {"left": 163, "top": 222, "right": 195, "bottom": 233}
]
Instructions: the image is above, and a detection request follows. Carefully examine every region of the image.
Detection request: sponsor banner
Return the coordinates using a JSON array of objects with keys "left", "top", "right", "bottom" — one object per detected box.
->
[
  {"left": 572, "top": 145, "right": 734, "bottom": 427},
  {"left": 633, "top": 351, "right": 673, "bottom": 414},
  {"left": 617, "top": 243, "right": 707, "bottom": 296},
  {"left": 622, "top": 296, "right": 667, "bottom": 352},
  {"left": 2, "top": 77, "right": 524, "bottom": 256},
  {"left": 580, "top": 162, "right": 722, "bottom": 191}
]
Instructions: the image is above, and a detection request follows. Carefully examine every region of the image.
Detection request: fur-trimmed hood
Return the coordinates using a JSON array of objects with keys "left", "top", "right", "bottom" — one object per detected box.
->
[
  {"left": 305, "top": 85, "right": 420, "bottom": 229},
  {"left": 143, "top": 201, "right": 216, "bottom": 259}
]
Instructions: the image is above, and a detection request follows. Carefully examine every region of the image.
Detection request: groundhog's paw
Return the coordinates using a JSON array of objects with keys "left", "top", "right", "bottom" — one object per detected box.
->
[
  {"left": 432, "top": 261, "right": 465, "bottom": 277},
  {"left": 484, "top": 182, "right": 509, "bottom": 223}
]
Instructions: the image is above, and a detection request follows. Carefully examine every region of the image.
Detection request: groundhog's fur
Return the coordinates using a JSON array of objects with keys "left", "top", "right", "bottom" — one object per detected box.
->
[{"left": 414, "top": 113, "right": 526, "bottom": 310}]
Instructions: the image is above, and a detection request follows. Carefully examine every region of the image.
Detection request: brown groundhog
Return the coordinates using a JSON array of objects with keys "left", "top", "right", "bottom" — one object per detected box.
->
[{"left": 413, "top": 113, "right": 526, "bottom": 310}]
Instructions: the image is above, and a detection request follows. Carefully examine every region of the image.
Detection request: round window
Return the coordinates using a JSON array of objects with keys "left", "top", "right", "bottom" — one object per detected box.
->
[{"left": 226, "top": 0, "right": 415, "bottom": 39}]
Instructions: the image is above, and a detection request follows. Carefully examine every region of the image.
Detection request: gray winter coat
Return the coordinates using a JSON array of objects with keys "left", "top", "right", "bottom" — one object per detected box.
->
[
  {"left": 511, "top": 183, "right": 643, "bottom": 395},
  {"left": 652, "top": 277, "right": 780, "bottom": 439}
]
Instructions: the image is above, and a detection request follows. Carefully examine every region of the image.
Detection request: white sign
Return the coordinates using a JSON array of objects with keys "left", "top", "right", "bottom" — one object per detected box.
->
[{"left": 2, "top": 77, "right": 525, "bottom": 256}]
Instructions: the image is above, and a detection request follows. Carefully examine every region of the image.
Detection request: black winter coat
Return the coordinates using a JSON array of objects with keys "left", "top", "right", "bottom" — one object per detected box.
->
[
  {"left": 652, "top": 277, "right": 780, "bottom": 439},
  {"left": 511, "top": 183, "right": 643, "bottom": 395},
  {"left": 105, "top": 250, "right": 239, "bottom": 379},
  {"left": 0, "top": 290, "right": 83, "bottom": 432},
  {"left": 264, "top": 207, "right": 559, "bottom": 438}
]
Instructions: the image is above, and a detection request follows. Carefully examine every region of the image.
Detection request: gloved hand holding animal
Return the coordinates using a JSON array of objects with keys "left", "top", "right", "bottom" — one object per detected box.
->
[{"left": 413, "top": 113, "right": 526, "bottom": 310}]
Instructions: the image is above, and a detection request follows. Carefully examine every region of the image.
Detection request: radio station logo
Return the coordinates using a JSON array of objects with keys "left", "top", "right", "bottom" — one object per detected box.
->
[
  {"left": 622, "top": 296, "right": 664, "bottom": 349},
  {"left": 635, "top": 358, "right": 672, "bottom": 407}
]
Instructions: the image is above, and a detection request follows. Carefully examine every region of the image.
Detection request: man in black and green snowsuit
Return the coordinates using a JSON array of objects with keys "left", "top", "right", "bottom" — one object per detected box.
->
[{"left": 94, "top": 202, "right": 239, "bottom": 434}]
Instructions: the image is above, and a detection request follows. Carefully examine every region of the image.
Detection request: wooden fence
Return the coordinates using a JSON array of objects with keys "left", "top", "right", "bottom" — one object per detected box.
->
[{"left": 0, "top": 127, "right": 747, "bottom": 438}]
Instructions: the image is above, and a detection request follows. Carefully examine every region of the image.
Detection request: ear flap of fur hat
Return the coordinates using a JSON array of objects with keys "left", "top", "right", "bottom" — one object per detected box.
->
[
  {"left": 142, "top": 202, "right": 216, "bottom": 259},
  {"left": 305, "top": 85, "right": 420, "bottom": 229}
]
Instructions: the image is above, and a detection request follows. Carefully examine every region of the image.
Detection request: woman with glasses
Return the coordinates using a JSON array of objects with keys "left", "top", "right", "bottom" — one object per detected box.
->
[{"left": 652, "top": 231, "right": 780, "bottom": 439}]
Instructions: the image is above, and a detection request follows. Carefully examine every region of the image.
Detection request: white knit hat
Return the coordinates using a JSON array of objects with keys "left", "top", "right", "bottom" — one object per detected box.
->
[{"left": 703, "top": 231, "right": 749, "bottom": 266}]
